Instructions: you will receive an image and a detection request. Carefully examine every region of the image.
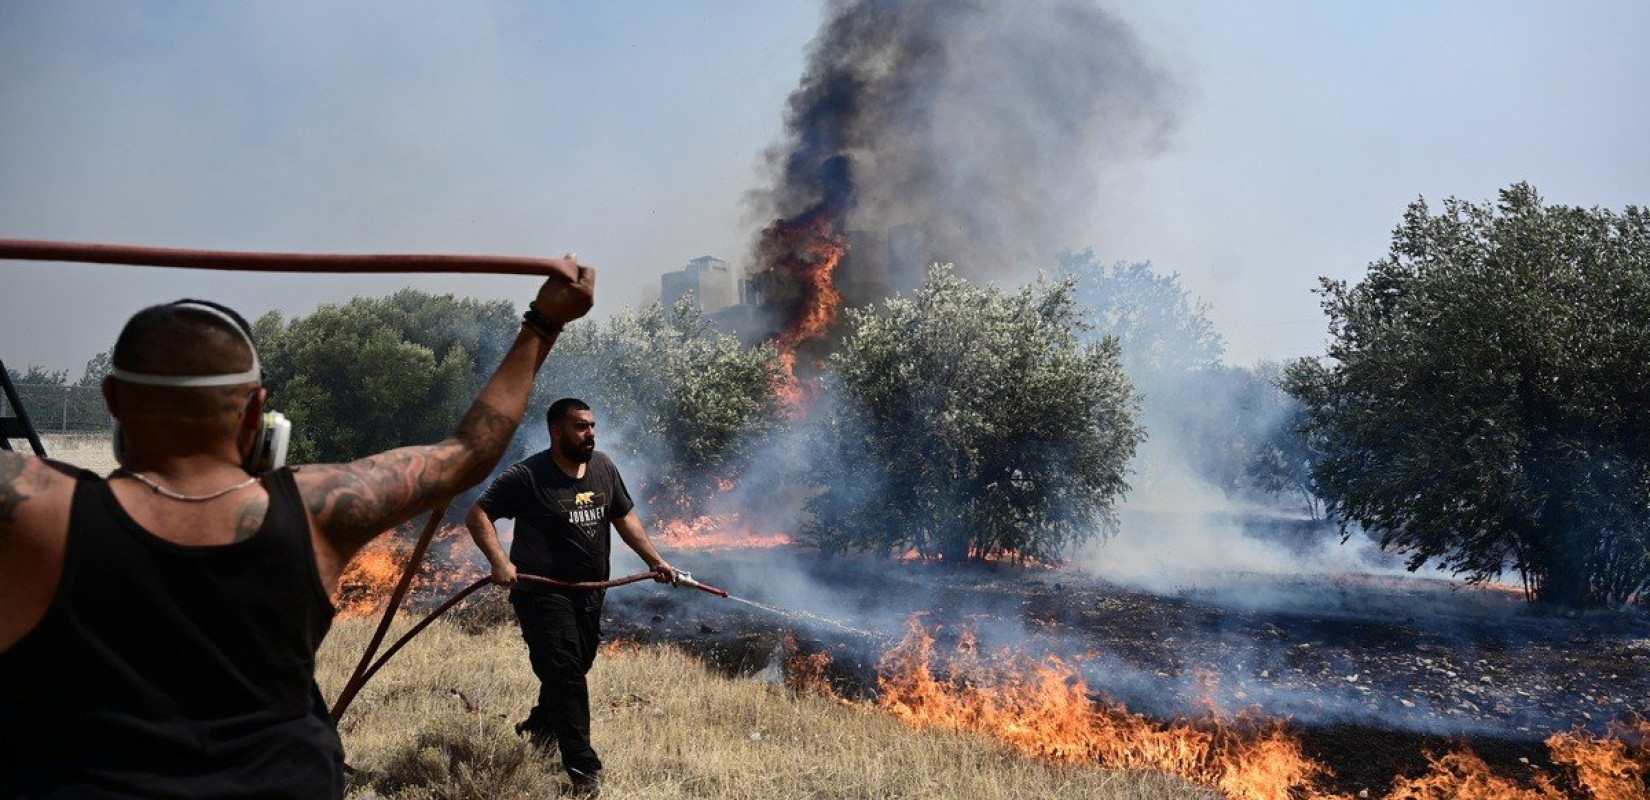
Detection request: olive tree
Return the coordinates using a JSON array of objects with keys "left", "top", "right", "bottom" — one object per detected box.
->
[
  {"left": 804, "top": 265, "right": 1142, "bottom": 563},
  {"left": 256, "top": 291, "right": 785, "bottom": 517},
  {"left": 1291, "top": 184, "right": 1650, "bottom": 606},
  {"left": 1060, "top": 253, "right": 1305, "bottom": 505}
]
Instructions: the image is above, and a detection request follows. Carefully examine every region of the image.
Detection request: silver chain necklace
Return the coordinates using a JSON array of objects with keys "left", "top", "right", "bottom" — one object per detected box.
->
[{"left": 117, "top": 469, "right": 259, "bottom": 502}]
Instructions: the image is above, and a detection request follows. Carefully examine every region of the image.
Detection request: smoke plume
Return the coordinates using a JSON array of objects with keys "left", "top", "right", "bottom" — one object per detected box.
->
[{"left": 751, "top": 0, "right": 1180, "bottom": 342}]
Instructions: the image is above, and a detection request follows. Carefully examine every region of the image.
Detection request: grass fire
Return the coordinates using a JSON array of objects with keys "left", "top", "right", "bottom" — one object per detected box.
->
[
  {"left": 3, "top": 2, "right": 1646, "bottom": 799},
  {"left": 322, "top": 532, "right": 1647, "bottom": 799}
]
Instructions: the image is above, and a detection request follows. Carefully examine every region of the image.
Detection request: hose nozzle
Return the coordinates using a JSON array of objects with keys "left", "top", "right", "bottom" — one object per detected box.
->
[{"left": 670, "top": 570, "right": 730, "bottom": 598}]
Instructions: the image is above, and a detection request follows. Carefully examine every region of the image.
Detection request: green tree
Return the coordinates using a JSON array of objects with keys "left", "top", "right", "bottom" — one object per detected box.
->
[
  {"left": 804, "top": 265, "right": 1142, "bottom": 563},
  {"left": 1, "top": 363, "right": 101, "bottom": 436},
  {"left": 256, "top": 291, "right": 519, "bottom": 465},
  {"left": 1291, "top": 184, "right": 1650, "bottom": 606},
  {"left": 1247, "top": 360, "right": 1325, "bottom": 520},
  {"left": 1060, "top": 253, "right": 1294, "bottom": 502},
  {"left": 532, "top": 298, "right": 787, "bottom": 516},
  {"left": 77, "top": 350, "right": 113, "bottom": 387},
  {"left": 5, "top": 364, "right": 67, "bottom": 387},
  {"left": 1059, "top": 252, "right": 1222, "bottom": 376}
]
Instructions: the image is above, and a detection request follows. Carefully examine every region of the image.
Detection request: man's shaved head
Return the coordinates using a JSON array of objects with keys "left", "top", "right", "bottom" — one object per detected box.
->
[
  {"left": 113, "top": 299, "right": 258, "bottom": 378},
  {"left": 107, "top": 300, "right": 261, "bottom": 421}
]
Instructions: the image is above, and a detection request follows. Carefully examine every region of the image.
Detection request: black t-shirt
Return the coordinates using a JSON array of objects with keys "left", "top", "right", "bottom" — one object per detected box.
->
[{"left": 477, "top": 450, "right": 634, "bottom": 597}]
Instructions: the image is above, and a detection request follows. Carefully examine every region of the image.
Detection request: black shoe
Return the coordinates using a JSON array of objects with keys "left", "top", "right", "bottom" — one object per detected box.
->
[
  {"left": 514, "top": 719, "right": 556, "bottom": 752},
  {"left": 566, "top": 768, "right": 602, "bottom": 798}
]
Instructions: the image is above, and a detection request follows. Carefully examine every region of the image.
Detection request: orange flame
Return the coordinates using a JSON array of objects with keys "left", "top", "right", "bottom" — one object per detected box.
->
[
  {"left": 762, "top": 209, "right": 848, "bottom": 409},
  {"left": 333, "top": 540, "right": 412, "bottom": 619},
  {"left": 1385, "top": 750, "right": 1561, "bottom": 800},
  {"left": 783, "top": 633, "right": 839, "bottom": 699},
  {"left": 332, "top": 525, "right": 485, "bottom": 619},
  {"left": 599, "top": 638, "right": 639, "bottom": 657},
  {"left": 657, "top": 513, "right": 793, "bottom": 551},
  {"left": 874, "top": 618, "right": 1648, "bottom": 800},
  {"left": 776, "top": 350, "right": 807, "bottom": 409},
  {"left": 1547, "top": 720, "right": 1650, "bottom": 800}
]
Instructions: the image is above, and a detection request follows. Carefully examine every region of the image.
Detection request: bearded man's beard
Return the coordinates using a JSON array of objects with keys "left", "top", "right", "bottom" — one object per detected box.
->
[{"left": 560, "top": 438, "right": 594, "bottom": 464}]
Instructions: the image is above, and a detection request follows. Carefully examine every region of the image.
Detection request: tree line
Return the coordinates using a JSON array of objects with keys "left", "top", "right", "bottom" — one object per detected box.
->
[
  {"left": 225, "top": 262, "right": 1327, "bottom": 570},
  {"left": 2, "top": 354, "right": 114, "bottom": 435},
  {"left": 8, "top": 182, "right": 1644, "bottom": 607}
]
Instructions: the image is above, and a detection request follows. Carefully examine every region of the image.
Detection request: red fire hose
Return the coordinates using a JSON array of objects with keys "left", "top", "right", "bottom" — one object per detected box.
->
[
  {"left": 338, "top": 569, "right": 731, "bottom": 718},
  {"left": 0, "top": 238, "right": 581, "bottom": 281},
  {"left": 328, "top": 508, "right": 731, "bottom": 723},
  {"left": 323, "top": 503, "right": 731, "bottom": 723}
]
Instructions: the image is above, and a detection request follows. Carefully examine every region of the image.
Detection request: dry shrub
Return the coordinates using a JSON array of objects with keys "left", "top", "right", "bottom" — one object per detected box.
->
[
  {"left": 447, "top": 587, "right": 515, "bottom": 635},
  {"left": 366, "top": 711, "right": 547, "bottom": 800}
]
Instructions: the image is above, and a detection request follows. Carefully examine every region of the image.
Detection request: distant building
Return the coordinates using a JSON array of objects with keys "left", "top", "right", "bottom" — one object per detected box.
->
[
  {"left": 661, "top": 256, "right": 737, "bottom": 313},
  {"left": 839, "top": 222, "right": 930, "bottom": 306}
]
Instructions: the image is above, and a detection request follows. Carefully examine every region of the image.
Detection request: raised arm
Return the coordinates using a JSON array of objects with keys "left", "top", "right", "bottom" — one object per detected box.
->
[{"left": 296, "top": 261, "right": 594, "bottom": 582}]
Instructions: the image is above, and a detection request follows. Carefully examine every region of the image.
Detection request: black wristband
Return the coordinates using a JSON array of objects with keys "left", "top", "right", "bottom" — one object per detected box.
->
[{"left": 523, "top": 303, "right": 563, "bottom": 340}]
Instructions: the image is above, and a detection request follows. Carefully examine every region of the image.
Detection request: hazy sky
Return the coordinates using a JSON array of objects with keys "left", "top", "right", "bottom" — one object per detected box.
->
[{"left": 3, "top": 1, "right": 1646, "bottom": 377}]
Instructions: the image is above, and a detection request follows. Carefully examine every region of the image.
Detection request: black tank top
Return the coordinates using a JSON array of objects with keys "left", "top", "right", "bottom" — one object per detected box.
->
[{"left": 0, "top": 468, "right": 344, "bottom": 799}]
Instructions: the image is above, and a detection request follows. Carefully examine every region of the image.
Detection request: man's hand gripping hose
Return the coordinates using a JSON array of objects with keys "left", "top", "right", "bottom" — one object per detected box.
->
[
  {"left": 330, "top": 542, "right": 730, "bottom": 722},
  {"left": 670, "top": 569, "right": 727, "bottom": 596}
]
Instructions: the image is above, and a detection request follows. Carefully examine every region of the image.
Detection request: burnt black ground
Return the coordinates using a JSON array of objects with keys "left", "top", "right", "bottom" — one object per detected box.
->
[{"left": 449, "top": 543, "right": 1647, "bottom": 796}]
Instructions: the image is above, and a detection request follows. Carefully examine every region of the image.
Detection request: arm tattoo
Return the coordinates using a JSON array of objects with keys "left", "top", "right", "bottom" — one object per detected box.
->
[
  {"left": 232, "top": 494, "right": 268, "bottom": 543},
  {"left": 452, "top": 402, "right": 517, "bottom": 467},
  {"left": 299, "top": 400, "right": 522, "bottom": 548},
  {"left": 301, "top": 454, "right": 430, "bottom": 544},
  {"left": 0, "top": 451, "right": 32, "bottom": 526}
]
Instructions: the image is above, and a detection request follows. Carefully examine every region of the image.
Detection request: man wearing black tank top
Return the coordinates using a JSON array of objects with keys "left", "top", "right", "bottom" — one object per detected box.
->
[
  {"left": 465, "top": 398, "right": 676, "bottom": 797},
  {"left": 0, "top": 257, "right": 594, "bottom": 800}
]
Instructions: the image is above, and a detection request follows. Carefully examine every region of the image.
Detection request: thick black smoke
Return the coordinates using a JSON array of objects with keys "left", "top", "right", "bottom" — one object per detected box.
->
[{"left": 751, "top": 0, "right": 1179, "bottom": 313}]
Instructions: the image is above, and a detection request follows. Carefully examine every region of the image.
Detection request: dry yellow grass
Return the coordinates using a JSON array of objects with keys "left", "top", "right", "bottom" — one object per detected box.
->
[{"left": 319, "top": 615, "right": 1219, "bottom": 800}]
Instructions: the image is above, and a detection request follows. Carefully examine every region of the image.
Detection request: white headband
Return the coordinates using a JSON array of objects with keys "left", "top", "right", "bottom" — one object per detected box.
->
[{"left": 110, "top": 302, "right": 262, "bottom": 387}]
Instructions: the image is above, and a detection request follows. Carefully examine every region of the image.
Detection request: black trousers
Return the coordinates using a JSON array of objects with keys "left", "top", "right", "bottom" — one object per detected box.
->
[{"left": 509, "top": 590, "right": 604, "bottom": 776}]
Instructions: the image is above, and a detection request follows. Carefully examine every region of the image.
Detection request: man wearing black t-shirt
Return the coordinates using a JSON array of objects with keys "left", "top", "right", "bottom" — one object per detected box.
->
[{"left": 465, "top": 397, "right": 674, "bottom": 796}]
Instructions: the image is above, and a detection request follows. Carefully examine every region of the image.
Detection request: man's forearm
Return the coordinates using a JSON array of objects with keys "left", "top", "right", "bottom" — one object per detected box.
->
[
  {"left": 296, "top": 329, "right": 554, "bottom": 554},
  {"left": 616, "top": 513, "right": 668, "bottom": 569},
  {"left": 0, "top": 451, "right": 30, "bottom": 529},
  {"left": 447, "top": 328, "right": 556, "bottom": 487},
  {"left": 465, "top": 505, "right": 510, "bottom": 568}
]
